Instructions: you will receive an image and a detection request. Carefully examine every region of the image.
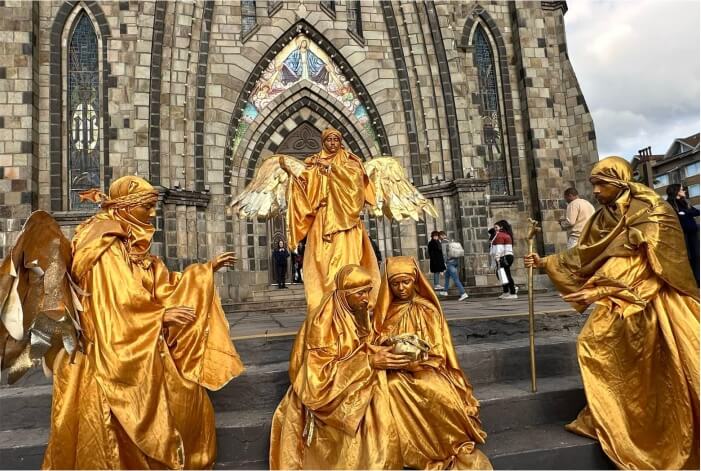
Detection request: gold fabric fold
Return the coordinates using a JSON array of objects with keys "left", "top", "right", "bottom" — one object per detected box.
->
[
  {"left": 374, "top": 256, "right": 492, "bottom": 470},
  {"left": 541, "top": 157, "right": 700, "bottom": 470},
  {"left": 43, "top": 176, "right": 243, "bottom": 470},
  {"left": 286, "top": 143, "right": 380, "bottom": 312},
  {"left": 270, "top": 265, "right": 401, "bottom": 469}
]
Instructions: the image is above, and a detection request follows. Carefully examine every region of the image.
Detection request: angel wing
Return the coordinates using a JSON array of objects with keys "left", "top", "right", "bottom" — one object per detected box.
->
[
  {"left": 0, "top": 210, "right": 83, "bottom": 384},
  {"left": 229, "top": 154, "right": 306, "bottom": 221},
  {"left": 364, "top": 157, "right": 438, "bottom": 222}
]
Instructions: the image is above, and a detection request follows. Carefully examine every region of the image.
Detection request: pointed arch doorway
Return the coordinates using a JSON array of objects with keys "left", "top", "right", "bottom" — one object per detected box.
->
[{"left": 267, "top": 121, "right": 321, "bottom": 284}]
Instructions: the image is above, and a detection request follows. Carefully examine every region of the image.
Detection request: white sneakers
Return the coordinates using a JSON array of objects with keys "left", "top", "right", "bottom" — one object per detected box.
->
[
  {"left": 458, "top": 293, "right": 469, "bottom": 301},
  {"left": 499, "top": 293, "right": 518, "bottom": 299},
  {"left": 437, "top": 291, "right": 448, "bottom": 296},
  {"left": 434, "top": 285, "right": 445, "bottom": 290},
  {"left": 436, "top": 291, "right": 468, "bottom": 301}
]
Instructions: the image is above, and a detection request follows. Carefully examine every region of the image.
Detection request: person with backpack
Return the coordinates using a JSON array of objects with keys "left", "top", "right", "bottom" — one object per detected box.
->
[
  {"left": 428, "top": 231, "right": 446, "bottom": 290},
  {"left": 492, "top": 220, "right": 517, "bottom": 299},
  {"left": 438, "top": 231, "right": 468, "bottom": 301}
]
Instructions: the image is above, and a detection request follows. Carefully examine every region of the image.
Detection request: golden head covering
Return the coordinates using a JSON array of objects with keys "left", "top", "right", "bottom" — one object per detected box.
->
[
  {"left": 589, "top": 156, "right": 632, "bottom": 188},
  {"left": 374, "top": 256, "right": 441, "bottom": 332},
  {"left": 75, "top": 176, "right": 160, "bottom": 264},
  {"left": 321, "top": 127, "right": 342, "bottom": 145}
]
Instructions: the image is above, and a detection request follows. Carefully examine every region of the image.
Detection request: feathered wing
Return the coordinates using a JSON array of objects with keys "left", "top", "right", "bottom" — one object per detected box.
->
[
  {"left": 364, "top": 157, "right": 438, "bottom": 222},
  {"left": 0, "top": 210, "right": 83, "bottom": 384},
  {"left": 229, "top": 154, "right": 305, "bottom": 221}
]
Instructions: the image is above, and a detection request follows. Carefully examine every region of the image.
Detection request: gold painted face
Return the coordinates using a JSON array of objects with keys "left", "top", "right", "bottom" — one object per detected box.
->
[
  {"left": 590, "top": 178, "right": 621, "bottom": 205},
  {"left": 323, "top": 134, "right": 341, "bottom": 154},
  {"left": 130, "top": 201, "right": 157, "bottom": 224},
  {"left": 389, "top": 275, "right": 415, "bottom": 302},
  {"left": 346, "top": 287, "right": 372, "bottom": 313}
]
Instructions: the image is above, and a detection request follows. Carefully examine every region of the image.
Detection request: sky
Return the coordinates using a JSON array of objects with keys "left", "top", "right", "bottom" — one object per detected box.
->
[{"left": 564, "top": 0, "right": 700, "bottom": 159}]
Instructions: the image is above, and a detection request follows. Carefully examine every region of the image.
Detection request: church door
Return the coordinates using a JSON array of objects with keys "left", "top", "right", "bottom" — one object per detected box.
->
[{"left": 268, "top": 122, "right": 321, "bottom": 284}]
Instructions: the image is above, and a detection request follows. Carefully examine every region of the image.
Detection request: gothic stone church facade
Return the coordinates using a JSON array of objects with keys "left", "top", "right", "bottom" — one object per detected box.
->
[{"left": 0, "top": 0, "right": 597, "bottom": 301}]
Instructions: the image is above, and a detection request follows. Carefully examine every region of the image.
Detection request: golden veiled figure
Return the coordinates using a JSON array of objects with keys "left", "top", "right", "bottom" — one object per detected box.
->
[
  {"left": 526, "top": 156, "right": 700, "bottom": 470},
  {"left": 282, "top": 128, "right": 380, "bottom": 311},
  {"left": 269, "top": 264, "right": 403, "bottom": 470},
  {"left": 374, "top": 256, "right": 492, "bottom": 470},
  {"left": 37, "top": 176, "right": 244, "bottom": 469}
]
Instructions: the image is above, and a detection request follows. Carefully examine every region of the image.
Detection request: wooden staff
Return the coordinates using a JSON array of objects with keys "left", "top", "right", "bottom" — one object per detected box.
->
[{"left": 526, "top": 218, "right": 541, "bottom": 393}]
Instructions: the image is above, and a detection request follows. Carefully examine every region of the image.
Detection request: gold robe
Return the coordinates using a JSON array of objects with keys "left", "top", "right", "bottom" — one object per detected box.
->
[
  {"left": 286, "top": 144, "right": 380, "bottom": 311},
  {"left": 43, "top": 209, "right": 244, "bottom": 469},
  {"left": 374, "top": 256, "right": 492, "bottom": 470},
  {"left": 269, "top": 265, "right": 401, "bottom": 469},
  {"left": 542, "top": 157, "right": 699, "bottom": 470}
]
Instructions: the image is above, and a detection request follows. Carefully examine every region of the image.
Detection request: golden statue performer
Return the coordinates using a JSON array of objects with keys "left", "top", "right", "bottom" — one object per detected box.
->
[
  {"left": 374, "top": 256, "right": 492, "bottom": 470},
  {"left": 270, "top": 264, "right": 413, "bottom": 469},
  {"left": 0, "top": 176, "right": 244, "bottom": 469},
  {"left": 230, "top": 127, "right": 437, "bottom": 311},
  {"left": 525, "top": 156, "right": 699, "bottom": 470}
]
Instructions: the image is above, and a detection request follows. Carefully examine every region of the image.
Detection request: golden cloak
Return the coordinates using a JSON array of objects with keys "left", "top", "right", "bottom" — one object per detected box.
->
[
  {"left": 374, "top": 256, "right": 491, "bottom": 470},
  {"left": 286, "top": 131, "right": 380, "bottom": 312},
  {"left": 269, "top": 265, "right": 401, "bottom": 469},
  {"left": 542, "top": 157, "right": 699, "bottom": 470},
  {"left": 43, "top": 178, "right": 243, "bottom": 469}
]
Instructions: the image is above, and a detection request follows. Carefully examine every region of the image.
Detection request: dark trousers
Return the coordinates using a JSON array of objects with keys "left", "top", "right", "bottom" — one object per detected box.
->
[
  {"left": 275, "top": 264, "right": 287, "bottom": 288},
  {"left": 500, "top": 255, "right": 516, "bottom": 294}
]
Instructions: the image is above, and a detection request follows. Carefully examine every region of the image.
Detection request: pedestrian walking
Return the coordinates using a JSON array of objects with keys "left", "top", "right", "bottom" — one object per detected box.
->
[
  {"left": 428, "top": 231, "right": 446, "bottom": 290},
  {"left": 273, "top": 240, "right": 290, "bottom": 289},
  {"left": 559, "top": 187, "right": 595, "bottom": 249},
  {"left": 667, "top": 184, "right": 700, "bottom": 284},
  {"left": 438, "top": 231, "right": 468, "bottom": 301},
  {"left": 492, "top": 220, "right": 517, "bottom": 299}
]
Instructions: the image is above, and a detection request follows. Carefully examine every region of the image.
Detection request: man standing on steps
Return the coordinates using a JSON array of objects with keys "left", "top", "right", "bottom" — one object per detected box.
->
[
  {"left": 559, "top": 187, "right": 595, "bottom": 249},
  {"left": 526, "top": 156, "right": 700, "bottom": 470},
  {"left": 438, "top": 231, "right": 469, "bottom": 301}
]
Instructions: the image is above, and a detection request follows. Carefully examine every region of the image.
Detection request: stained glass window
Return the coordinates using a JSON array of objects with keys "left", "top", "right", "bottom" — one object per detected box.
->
[
  {"left": 474, "top": 26, "right": 509, "bottom": 195},
  {"left": 241, "top": 1, "right": 257, "bottom": 36},
  {"left": 68, "top": 12, "right": 100, "bottom": 210},
  {"left": 347, "top": 0, "right": 362, "bottom": 38}
]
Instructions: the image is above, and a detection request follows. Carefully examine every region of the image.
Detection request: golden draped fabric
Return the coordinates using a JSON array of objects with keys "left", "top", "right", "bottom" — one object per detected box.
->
[
  {"left": 374, "top": 256, "right": 492, "bottom": 470},
  {"left": 286, "top": 128, "right": 380, "bottom": 311},
  {"left": 43, "top": 176, "right": 244, "bottom": 470},
  {"left": 541, "top": 157, "right": 700, "bottom": 469},
  {"left": 270, "top": 265, "right": 402, "bottom": 469}
]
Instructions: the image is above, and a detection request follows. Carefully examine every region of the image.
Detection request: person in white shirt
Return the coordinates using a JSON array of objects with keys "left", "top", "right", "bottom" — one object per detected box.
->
[{"left": 559, "top": 187, "right": 595, "bottom": 249}]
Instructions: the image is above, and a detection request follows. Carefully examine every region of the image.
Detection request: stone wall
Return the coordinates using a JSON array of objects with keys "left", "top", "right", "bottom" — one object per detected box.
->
[{"left": 0, "top": 0, "right": 598, "bottom": 300}]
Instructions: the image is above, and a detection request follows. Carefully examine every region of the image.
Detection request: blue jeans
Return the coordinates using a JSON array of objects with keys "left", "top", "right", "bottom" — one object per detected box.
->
[
  {"left": 444, "top": 260, "right": 465, "bottom": 295},
  {"left": 433, "top": 272, "right": 441, "bottom": 287}
]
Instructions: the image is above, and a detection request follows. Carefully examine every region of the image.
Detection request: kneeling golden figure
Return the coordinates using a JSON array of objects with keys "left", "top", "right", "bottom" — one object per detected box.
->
[{"left": 374, "top": 256, "right": 492, "bottom": 470}]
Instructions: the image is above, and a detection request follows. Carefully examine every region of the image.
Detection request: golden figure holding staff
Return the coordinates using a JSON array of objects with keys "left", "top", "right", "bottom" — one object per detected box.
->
[{"left": 525, "top": 156, "right": 699, "bottom": 469}]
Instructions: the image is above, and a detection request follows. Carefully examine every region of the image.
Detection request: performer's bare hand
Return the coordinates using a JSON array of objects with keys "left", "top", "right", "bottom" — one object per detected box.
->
[
  {"left": 211, "top": 252, "right": 237, "bottom": 272},
  {"left": 562, "top": 288, "right": 601, "bottom": 305},
  {"left": 370, "top": 346, "right": 411, "bottom": 370},
  {"left": 524, "top": 253, "right": 543, "bottom": 268},
  {"left": 278, "top": 156, "right": 292, "bottom": 175},
  {"left": 163, "top": 306, "right": 196, "bottom": 326}
]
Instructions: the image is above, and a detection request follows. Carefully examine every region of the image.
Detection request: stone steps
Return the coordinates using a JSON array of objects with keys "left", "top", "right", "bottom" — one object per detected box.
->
[{"left": 0, "top": 335, "right": 615, "bottom": 470}]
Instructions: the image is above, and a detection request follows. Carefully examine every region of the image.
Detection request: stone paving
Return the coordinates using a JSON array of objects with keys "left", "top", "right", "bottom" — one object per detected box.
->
[{"left": 229, "top": 290, "right": 579, "bottom": 339}]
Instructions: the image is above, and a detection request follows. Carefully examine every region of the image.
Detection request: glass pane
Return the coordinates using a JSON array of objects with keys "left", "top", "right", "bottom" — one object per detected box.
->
[
  {"left": 688, "top": 183, "right": 700, "bottom": 198},
  {"left": 347, "top": 0, "right": 362, "bottom": 37},
  {"left": 684, "top": 162, "right": 700, "bottom": 178},
  {"left": 474, "top": 26, "right": 508, "bottom": 195},
  {"left": 653, "top": 173, "right": 669, "bottom": 188},
  {"left": 68, "top": 13, "right": 100, "bottom": 210},
  {"left": 242, "top": 0, "right": 257, "bottom": 35}
]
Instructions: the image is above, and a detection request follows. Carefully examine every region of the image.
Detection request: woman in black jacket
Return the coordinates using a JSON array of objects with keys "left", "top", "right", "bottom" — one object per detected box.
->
[
  {"left": 666, "top": 184, "right": 700, "bottom": 284},
  {"left": 272, "top": 240, "right": 290, "bottom": 289},
  {"left": 428, "top": 231, "right": 446, "bottom": 290}
]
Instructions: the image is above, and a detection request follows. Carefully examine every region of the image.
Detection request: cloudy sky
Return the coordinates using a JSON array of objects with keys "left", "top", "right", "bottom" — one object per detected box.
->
[{"left": 564, "top": 0, "right": 700, "bottom": 159}]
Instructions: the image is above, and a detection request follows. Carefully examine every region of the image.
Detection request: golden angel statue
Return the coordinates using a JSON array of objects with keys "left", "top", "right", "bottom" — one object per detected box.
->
[
  {"left": 230, "top": 127, "right": 437, "bottom": 310},
  {"left": 0, "top": 176, "right": 244, "bottom": 469}
]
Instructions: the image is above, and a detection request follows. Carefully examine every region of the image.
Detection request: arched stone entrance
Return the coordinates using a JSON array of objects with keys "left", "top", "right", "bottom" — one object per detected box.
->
[{"left": 266, "top": 122, "right": 321, "bottom": 284}]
